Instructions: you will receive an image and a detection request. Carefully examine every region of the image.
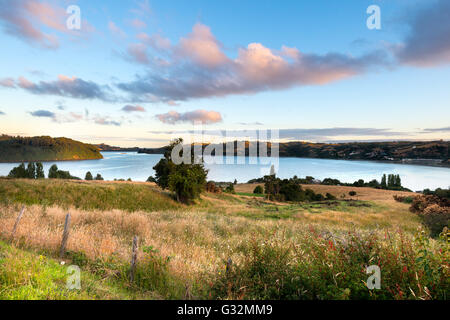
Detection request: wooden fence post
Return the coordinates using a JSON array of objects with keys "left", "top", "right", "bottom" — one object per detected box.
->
[
  {"left": 59, "top": 213, "right": 71, "bottom": 258},
  {"left": 11, "top": 206, "right": 25, "bottom": 239},
  {"left": 129, "top": 235, "right": 138, "bottom": 282},
  {"left": 226, "top": 257, "right": 233, "bottom": 275}
]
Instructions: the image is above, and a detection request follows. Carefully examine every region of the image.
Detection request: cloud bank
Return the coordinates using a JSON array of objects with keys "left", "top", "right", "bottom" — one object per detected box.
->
[
  {"left": 0, "top": 0, "right": 92, "bottom": 49},
  {"left": 156, "top": 109, "right": 223, "bottom": 125}
]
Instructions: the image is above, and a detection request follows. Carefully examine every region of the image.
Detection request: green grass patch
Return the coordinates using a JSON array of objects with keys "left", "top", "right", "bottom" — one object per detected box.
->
[
  {"left": 0, "top": 179, "right": 182, "bottom": 212},
  {"left": 236, "top": 192, "right": 265, "bottom": 198},
  {"left": 0, "top": 241, "right": 136, "bottom": 300}
]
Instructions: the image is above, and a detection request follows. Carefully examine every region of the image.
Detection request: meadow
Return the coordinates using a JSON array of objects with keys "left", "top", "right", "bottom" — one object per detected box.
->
[{"left": 0, "top": 178, "right": 448, "bottom": 300}]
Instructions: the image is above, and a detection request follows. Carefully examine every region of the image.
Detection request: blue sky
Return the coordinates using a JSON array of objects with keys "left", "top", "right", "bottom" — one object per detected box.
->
[{"left": 0, "top": 0, "right": 449, "bottom": 147}]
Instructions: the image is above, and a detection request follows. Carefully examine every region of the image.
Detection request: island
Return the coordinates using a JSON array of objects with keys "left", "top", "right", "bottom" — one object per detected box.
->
[{"left": 0, "top": 135, "right": 103, "bottom": 162}]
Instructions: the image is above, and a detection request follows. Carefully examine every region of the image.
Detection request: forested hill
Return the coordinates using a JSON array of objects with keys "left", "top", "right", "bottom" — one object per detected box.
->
[
  {"left": 137, "top": 140, "right": 450, "bottom": 166},
  {"left": 0, "top": 135, "right": 103, "bottom": 162}
]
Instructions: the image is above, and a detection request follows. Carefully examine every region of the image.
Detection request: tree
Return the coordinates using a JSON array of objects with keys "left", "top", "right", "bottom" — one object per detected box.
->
[
  {"left": 26, "top": 162, "right": 36, "bottom": 179},
  {"left": 8, "top": 163, "right": 27, "bottom": 178},
  {"left": 395, "top": 174, "right": 402, "bottom": 188},
  {"left": 47, "top": 164, "right": 80, "bottom": 180},
  {"left": 153, "top": 138, "right": 208, "bottom": 203},
  {"left": 36, "top": 162, "right": 45, "bottom": 179},
  {"left": 48, "top": 164, "right": 59, "bottom": 179},
  {"left": 168, "top": 163, "right": 208, "bottom": 202},
  {"left": 225, "top": 183, "right": 235, "bottom": 194},
  {"left": 233, "top": 179, "right": 237, "bottom": 185},
  {"left": 381, "top": 174, "right": 387, "bottom": 189},
  {"left": 95, "top": 173, "right": 104, "bottom": 181},
  {"left": 253, "top": 185, "right": 263, "bottom": 194},
  {"left": 85, "top": 171, "right": 93, "bottom": 180}
]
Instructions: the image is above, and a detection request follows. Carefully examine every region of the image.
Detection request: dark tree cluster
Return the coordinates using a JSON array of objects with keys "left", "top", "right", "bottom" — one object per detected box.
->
[
  {"left": 8, "top": 162, "right": 45, "bottom": 179},
  {"left": 48, "top": 164, "right": 80, "bottom": 180},
  {"left": 153, "top": 138, "right": 208, "bottom": 204},
  {"left": 85, "top": 171, "right": 104, "bottom": 181},
  {"left": 263, "top": 175, "right": 334, "bottom": 202}
]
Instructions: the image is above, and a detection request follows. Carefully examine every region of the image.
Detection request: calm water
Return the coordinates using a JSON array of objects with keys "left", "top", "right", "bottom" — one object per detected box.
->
[{"left": 0, "top": 152, "right": 449, "bottom": 191}]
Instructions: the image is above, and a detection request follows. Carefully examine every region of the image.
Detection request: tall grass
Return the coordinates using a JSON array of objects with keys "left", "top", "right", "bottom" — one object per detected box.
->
[
  {"left": 0, "top": 179, "right": 181, "bottom": 212},
  {"left": 0, "top": 179, "right": 447, "bottom": 299}
]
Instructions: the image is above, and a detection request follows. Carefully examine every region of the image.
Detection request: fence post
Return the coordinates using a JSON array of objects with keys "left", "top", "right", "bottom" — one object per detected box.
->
[
  {"left": 130, "top": 235, "right": 138, "bottom": 282},
  {"left": 11, "top": 206, "right": 25, "bottom": 239},
  {"left": 226, "top": 257, "right": 233, "bottom": 275},
  {"left": 59, "top": 213, "right": 71, "bottom": 258}
]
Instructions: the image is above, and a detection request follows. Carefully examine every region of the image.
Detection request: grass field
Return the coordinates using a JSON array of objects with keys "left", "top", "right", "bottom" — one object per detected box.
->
[{"left": 0, "top": 178, "right": 448, "bottom": 300}]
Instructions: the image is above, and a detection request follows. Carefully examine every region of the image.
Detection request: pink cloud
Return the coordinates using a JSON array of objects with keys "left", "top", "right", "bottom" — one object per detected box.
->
[
  {"left": 130, "top": 18, "right": 147, "bottom": 29},
  {"left": 127, "top": 43, "right": 149, "bottom": 64},
  {"left": 122, "top": 105, "right": 146, "bottom": 113},
  {"left": 137, "top": 32, "right": 171, "bottom": 50},
  {"left": 178, "top": 23, "right": 228, "bottom": 68},
  {"left": 156, "top": 109, "right": 223, "bottom": 125},
  {"left": 0, "top": 0, "right": 94, "bottom": 49},
  {"left": 108, "top": 21, "right": 126, "bottom": 38},
  {"left": 0, "top": 78, "right": 16, "bottom": 88}
]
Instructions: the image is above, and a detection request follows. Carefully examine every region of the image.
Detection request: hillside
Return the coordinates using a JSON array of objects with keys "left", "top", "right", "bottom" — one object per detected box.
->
[
  {"left": 137, "top": 140, "right": 450, "bottom": 166},
  {"left": 0, "top": 178, "right": 447, "bottom": 300},
  {"left": 0, "top": 135, "right": 103, "bottom": 162}
]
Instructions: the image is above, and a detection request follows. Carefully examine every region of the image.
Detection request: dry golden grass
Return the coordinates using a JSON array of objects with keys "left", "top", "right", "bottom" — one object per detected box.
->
[
  {"left": 0, "top": 179, "right": 430, "bottom": 300},
  {"left": 0, "top": 185, "right": 423, "bottom": 283},
  {"left": 235, "top": 183, "right": 416, "bottom": 201}
]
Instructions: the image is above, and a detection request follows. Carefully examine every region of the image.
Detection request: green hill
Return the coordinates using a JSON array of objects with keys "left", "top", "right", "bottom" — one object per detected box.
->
[{"left": 0, "top": 135, "right": 103, "bottom": 162}]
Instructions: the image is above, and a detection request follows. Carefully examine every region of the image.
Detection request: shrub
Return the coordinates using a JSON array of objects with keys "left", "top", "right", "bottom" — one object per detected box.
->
[
  {"left": 349, "top": 191, "right": 357, "bottom": 196},
  {"left": 253, "top": 185, "right": 263, "bottom": 194},
  {"left": 421, "top": 204, "right": 450, "bottom": 237},
  {"left": 225, "top": 183, "right": 235, "bottom": 194},
  {"left": 212, "top": 230, "right": 449, "bottom": 300},
  {"left": 409, "top": 195, "right": 450, "bottom": 237},
  {"left": 325, "top": 193, "right": 336, "bottom": 200}
]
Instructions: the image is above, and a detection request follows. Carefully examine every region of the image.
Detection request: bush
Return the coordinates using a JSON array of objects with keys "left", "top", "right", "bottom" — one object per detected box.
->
[
  {"left": 409, "top": 195, "right": 450, "bottom": 237},
  {"left": 253, "top": 185, "right": 263, "bottom": 194},
  {"left": 225, "top": 183, "right": 235, "bottom": 194},
  {"left": 422, "top": 205, "right": 450, "bottom": 237},
  {"left": 325, "top": 193, "right": 336, "bottom": 200},
  {"left": 349, "top": 191, "right": 357, "bottom": 196},
  {"left": 211, "top": 230, "right": 449, "bottom": 300}
]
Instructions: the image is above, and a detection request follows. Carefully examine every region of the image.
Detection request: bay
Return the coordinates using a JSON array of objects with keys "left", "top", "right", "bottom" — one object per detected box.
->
[{"left": 0, "top": 152, "right": 449, "bottom": 191}]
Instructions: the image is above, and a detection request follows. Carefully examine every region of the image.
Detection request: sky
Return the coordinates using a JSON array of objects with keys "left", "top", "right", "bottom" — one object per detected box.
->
[{"left": 0, "top": 0, "right": 449, "bottom": 147}]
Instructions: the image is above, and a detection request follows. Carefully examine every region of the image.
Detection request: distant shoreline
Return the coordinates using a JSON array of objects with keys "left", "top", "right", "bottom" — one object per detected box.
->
[{"left": 3, "top": 152, "right": 448, "bottom": 170}]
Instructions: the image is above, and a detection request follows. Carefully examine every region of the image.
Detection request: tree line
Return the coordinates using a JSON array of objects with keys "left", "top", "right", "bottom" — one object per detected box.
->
[{"left": 7, "top": 162, "right": 104, "bottom": 181}]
